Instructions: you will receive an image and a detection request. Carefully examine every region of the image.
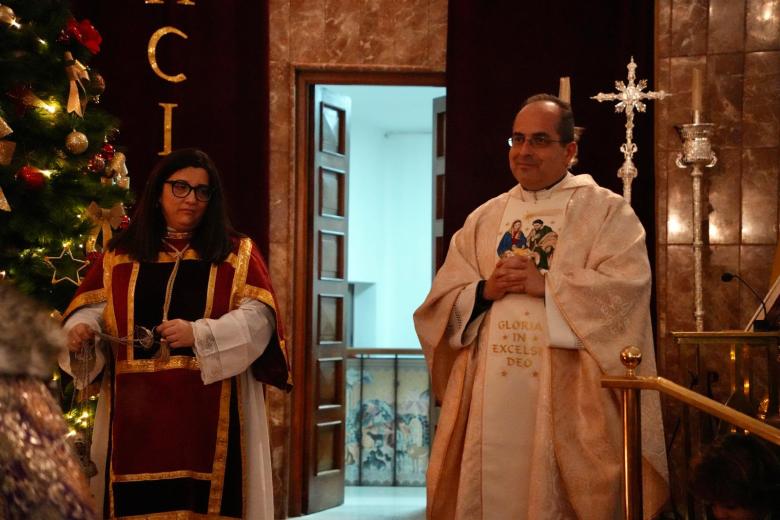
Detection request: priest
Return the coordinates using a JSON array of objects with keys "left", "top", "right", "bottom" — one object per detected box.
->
[{"left": 414, "top": 94, "right": 668, "bottom": 519}]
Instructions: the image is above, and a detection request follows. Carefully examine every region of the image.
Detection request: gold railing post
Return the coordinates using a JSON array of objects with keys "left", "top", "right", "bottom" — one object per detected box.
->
[{"left": 619, "top": 346, "right": 644, "bottom": 520}]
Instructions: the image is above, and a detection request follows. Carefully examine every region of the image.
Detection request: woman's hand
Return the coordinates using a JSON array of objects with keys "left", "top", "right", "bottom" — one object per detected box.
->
[
  {"left": 67, "top": 323, "right": 95, "bottom": 352},
  {"left": 156, "top": 319, "right": 195, "bottom": 348}
]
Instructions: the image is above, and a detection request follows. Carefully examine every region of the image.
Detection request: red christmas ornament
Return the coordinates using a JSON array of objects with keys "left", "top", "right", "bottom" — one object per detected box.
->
[
  {"left": 118, "top": 215, "right": 130, "bottom": 230},
  {"left": 86, "top": 251, "right": 101, "bottom": 265},
  {"left": 99, "top": 143, "right": 115, "bottom": 161},
  {"left": 65, "top": 18, "right": 102, "bottom": 54},
  {"left": 16, "top": 165, "right": 45, "bottom": 190},
  {"left": 87, "top": 154, "right": 105, "bottom": 174}
]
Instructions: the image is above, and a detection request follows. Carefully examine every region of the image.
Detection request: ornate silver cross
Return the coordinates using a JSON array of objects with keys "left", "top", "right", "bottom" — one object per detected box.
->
[{"left": 591, "top": 57, "right": 670, "bottom": 204}]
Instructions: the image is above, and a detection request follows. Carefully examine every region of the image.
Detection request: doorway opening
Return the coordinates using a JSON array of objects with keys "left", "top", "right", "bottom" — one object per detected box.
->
[{"left": 290, "top": 69, "right": 444, "bottom": 517}]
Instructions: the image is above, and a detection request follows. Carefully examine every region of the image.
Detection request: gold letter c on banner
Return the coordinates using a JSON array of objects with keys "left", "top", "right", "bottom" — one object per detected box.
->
[{"left": 148, "top": 26, "right": 188, "bottom": 83}]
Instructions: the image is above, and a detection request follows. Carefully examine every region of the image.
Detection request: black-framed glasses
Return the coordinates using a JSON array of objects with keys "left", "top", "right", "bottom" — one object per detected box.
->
[
  {"left": 164, "top": 180, "right": 212, "bottom": 202},
  {"left": 507, "top": 133, "right": 562, "bottom": 149}
]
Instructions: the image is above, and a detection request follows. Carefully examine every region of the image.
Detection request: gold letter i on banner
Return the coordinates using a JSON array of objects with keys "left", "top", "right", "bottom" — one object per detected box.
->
[{"left": 158, "top": 103, "right": 177, "bottom": 155}]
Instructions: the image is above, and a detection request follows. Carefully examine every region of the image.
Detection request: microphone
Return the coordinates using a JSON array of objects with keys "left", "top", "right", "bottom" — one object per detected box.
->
[{"left": 721, "top": 272, "right": 771, "bottom": 331}]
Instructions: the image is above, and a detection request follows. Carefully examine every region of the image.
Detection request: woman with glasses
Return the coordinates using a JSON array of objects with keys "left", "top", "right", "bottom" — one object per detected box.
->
[{"left": 60, "top": 148, "right": 290, "bottom": 519}]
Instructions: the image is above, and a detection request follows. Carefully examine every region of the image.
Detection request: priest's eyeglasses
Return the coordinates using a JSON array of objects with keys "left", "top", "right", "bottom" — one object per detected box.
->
[
  {"left": 507, "top": 133, "right": 562, "bottom": 149},
  {"left": 164, "top": 180, "right": 213, "bottom": 202}
]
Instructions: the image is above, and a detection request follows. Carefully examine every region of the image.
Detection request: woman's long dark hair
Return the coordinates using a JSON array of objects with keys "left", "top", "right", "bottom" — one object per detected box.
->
[{"left": 109, "top": 148, "right": 240, "bottom": 262}]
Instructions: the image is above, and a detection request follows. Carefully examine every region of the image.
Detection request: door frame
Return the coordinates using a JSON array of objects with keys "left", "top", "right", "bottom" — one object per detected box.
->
[{"left": 290, "top": 66, "right": 445, "bottom": 516}]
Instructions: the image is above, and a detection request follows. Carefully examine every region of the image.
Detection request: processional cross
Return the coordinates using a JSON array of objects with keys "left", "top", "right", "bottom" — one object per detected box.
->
[{"left": 591, "top": 57, "right": 670, "bottom": 204}]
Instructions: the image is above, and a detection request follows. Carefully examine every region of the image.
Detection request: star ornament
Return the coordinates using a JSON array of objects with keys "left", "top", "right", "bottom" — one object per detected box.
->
[{"left": 43, "top": 245, "right": 89, "bottom": 285}]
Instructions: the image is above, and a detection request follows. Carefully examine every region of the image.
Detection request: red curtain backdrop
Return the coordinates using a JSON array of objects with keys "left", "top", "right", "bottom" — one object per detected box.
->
[
  {"left": 71, "top": 1, "right": 270, "bottom": 255},
  {"left": 445, "top": 1, "right": 656, "bottom": 253}
]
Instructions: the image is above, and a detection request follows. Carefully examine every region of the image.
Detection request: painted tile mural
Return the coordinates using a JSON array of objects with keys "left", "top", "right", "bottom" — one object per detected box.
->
[{"left": 345, "top": 357, "right": 431, "bottom": 486}]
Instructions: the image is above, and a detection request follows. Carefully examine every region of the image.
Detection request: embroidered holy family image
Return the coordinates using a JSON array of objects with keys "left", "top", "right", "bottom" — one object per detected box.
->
[{"left": 496, "top": 217, "right": 559, "bottom": 270}]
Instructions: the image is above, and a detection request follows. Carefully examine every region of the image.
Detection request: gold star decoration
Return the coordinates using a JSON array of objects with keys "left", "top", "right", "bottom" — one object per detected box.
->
[{"left": 43, "top": 245, "right": 89, "bottom": 285}]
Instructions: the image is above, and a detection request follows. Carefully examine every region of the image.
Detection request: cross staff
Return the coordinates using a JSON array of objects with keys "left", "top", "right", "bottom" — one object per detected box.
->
[{"left": 591, "top": 57, "right": 670, "bottom": 204}]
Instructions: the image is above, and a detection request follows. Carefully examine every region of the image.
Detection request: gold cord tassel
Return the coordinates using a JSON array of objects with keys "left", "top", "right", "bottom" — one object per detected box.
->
[{"left": 158, "top": 241, "right": 188, "bottom": 363}]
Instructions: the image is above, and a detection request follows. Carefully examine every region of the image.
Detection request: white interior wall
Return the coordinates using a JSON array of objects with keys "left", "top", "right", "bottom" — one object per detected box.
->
[{"left": 324, "top": 85, "right": 445, "bottom": 348}]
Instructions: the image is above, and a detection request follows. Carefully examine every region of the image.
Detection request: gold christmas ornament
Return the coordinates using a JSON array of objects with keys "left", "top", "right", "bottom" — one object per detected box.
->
[
  {"left": 0, "top": 139, "right": 15, "bottom": 165},
  {"left": 0, "top": 4, "right": 20, "bottom": 28},
  {"left": 0, "top": 185, "right": 10, "bottom": 211},
  {"left": 64, "top": 51, "right": 89, "bottom": 117},
  {"left": 65, "top": 130, "right": 89, "bottom": 154},
  {"left": 106, "top": 151, "right": 129, "bottom": 189},
  {"left": 0, "top": 115, "right": 11, "bottom": 138}
]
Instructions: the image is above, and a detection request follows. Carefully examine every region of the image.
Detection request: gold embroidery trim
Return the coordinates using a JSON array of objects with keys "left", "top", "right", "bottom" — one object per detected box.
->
[
  {"left": 119, "top": 511, "right": 238, "bottom": 519},
  {"left": 225, "top": 251, "right": 238, "bottom": 268},
  {"left": 229, "top": 238, "right": 252, "bottom": 310},
  {"left": 204, "top": 263, "right": 218, "bottom": 319},
  {"left": 242, "top": 285, "right": 275, "bottom": 310},
  {"left": 125, "top": 262, "right": 140, "bottom": 361},
  {"left": 112, "top": 470, "right": 212, "bottom": 482},
  {"left": 63, "top": 288, "right": 106, "bottom": 318},
  {"left": 103, "top": 252, "right": 119, "bottom": 336},
  {"left": 116, "top": 356, "right": 201, "bottom": 373},
  {"left": 207, "top": 379, "right": 231, "bottom": 514}
]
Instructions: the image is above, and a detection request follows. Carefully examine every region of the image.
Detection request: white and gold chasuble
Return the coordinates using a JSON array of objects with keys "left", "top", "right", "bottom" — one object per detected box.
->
[{"left": 481, "top": 184, "right": 576, "bottom": 519}]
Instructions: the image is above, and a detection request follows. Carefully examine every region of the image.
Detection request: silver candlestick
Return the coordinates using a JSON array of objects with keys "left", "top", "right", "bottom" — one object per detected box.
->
[{"left": 675, "top": 122, "right": 717, "bottom": 332}]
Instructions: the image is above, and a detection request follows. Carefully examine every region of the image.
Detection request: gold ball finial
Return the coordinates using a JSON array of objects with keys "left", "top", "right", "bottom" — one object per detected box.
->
[{"left": 620, "top": 346, "right": 642, "bottom": 376}]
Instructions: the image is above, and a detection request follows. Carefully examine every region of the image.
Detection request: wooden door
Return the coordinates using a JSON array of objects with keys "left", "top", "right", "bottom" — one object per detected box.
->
[
  {"left": 303, "top": 86, "right": 351, "bottom": 513},
  {"left": 432, "top": 96, "right": 446, "bottom": 273}
]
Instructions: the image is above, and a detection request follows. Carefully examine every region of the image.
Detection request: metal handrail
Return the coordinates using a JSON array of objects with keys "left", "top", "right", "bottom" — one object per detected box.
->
[
  {"left": 346, "top": 347, "right": 424, "bottom": 357},
  {"left": 601, "top": 346, "right": 780, "bottom": 520},
  {"left": 601, "top": 376, "right": 780, "bottom": 445}
]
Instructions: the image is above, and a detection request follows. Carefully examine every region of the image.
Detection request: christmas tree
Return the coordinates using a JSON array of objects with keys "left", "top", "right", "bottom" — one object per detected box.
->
[{"left": 0, "top": 0, "right": 132, "bottom": 311}]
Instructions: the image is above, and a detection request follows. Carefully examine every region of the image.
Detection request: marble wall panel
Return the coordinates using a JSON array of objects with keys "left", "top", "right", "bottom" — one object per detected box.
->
[
  {"left": 666, "top": 245, "right": 697, "bottom": 333},
  {"left": 670, "top": 0, "right": 709, "bottom": 56},
  {"left": 269, "top": 0, "right": 290, "bottom": 61},
  {"left": 269, "top": 235, "right": 291, "bottom": 310},
  {"left": 739, "top": 244, "right": 777, "bottom": 324},
  {"left": 657, "top": 0, "right": 673, "bottom": 59},
  {"left": 746, "top": 0, "right": 780, "bottom": 51},
  {"left": 656, "top": 58, "right": 672, "bottom": 152},
  {"left": 706, "top": 147, "right": 741, "bottom": 244},
  {"left": 708, "top": 0, "right": 746, "bottom": 53},
  {"left": 356, "top": 0, "right": 385, "bottom": 64},
  {"left": 702, "top": 245, "right": 741, "bottom": 330},
  {"left": 269, "top": 149, "right": 291, "bottom": 245},
  {"left": 324, "top": 0, "right": 364, "bottom": 63},
  {"left": 741, "top": 147, "right": 779, "bottom": 244},
  {"left": 743, "top": 51, "right": 780, "bottom": 147},
  {"left": 289, "top": 0, "right": 326, "bottom": 63},
  {"left": 667, "top": 152, "right": 694, "bottom": 244},
  {"left": 656, "top": 150, "right": 669, "bottom": 243},
  {"left": 269, "top": 60, "right": 292, "bottom": 153},
  {"left": 655, "top": 245, "right": 669, "bottom": 369},
  {"left": 707, "top": 53, "right": 744, "bottom": 150}
]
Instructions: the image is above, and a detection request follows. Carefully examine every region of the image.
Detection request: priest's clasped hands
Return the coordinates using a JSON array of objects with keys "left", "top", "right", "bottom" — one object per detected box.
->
[{"left": 483, "top": 254, "right": 545, "bottom": 300}]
